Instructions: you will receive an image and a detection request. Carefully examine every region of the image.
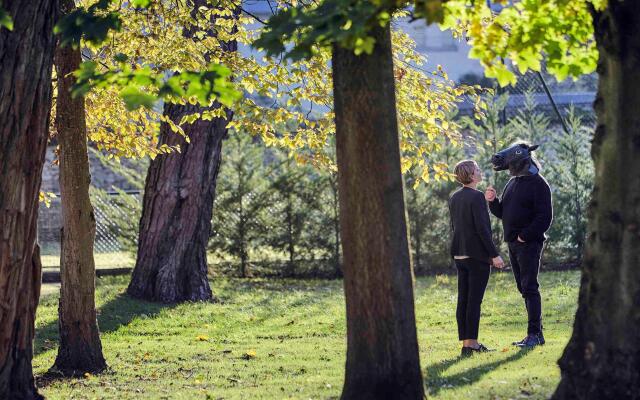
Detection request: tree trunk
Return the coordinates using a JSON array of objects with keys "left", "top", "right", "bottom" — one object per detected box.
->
[
  {"left": 331, "top": 175, "right": 342, "bottom": 278},
  {"left": 554, "top": 3, "right": 640, "bottom": 399},
  {"left": 0, "top": 0, "right": 58, "bottom": 398},
  {"left": 127, "top": 102, "right": 231, "bottom": 302},
  {"left": 573, "top": 180, "right": 583, "bottom": 263},
  {"left": 239, "top": 199, "right": 247, "bottom": 278},
  {"left": 409, "top": 188, "right": 422, "bottom": 271},
  {"left": 415, "top": 221, "right": 422, "bottom": 272},
  {"left": 240, "top": 251, "right": 247, "bottom": 278},
  {"left": 127, "top": 1, "right": 236, "bottom": 303},
  {"left": 332, "top": 25, "right": 425, "bottom": 400},
  {"left": 287, "top": 188, "right": 295, "bottom": 276},
  {"left": 51, "top": 0, "right": 107, "bottom": 376}
]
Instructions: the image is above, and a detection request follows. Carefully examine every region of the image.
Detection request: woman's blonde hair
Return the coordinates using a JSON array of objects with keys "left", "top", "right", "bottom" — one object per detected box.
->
[{"left": 454, "top": 160, "right": 477, "bottom": 185}]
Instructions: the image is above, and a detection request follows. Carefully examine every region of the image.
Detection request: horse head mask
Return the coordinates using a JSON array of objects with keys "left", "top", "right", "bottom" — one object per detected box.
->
[{"left": 491, "top": 142, "right": 540, "bottom": 172}]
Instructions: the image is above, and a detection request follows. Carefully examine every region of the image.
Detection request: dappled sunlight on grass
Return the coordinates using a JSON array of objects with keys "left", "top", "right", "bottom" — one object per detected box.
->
[
  {"left": 34, "top": 271, "right": 580, "bottom": 399},
  {"left": 41, "top": 252, "right": 136, "bottom": 268}
]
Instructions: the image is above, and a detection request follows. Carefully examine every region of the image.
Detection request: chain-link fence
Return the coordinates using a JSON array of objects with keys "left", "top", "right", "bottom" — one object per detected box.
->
[
  {"left": 455, "top": 68, "right": 596, "bottom": 269},
  {"left": 38, "top": 68, "right": 597, "bottom": 275},
  {"left": 38, "top": 191, "right": 141, "bottom": 268},
  {"left": 459, "top": 69, "right": 596, "bottom": 126}
]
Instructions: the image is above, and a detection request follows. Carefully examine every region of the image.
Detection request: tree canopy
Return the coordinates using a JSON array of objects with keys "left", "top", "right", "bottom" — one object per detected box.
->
[
  {"left": 255, "top": 0, "right": 605, "bottom": 84},
  {"left": 42, "top": 0, "right": 482, "bottom": 184}
]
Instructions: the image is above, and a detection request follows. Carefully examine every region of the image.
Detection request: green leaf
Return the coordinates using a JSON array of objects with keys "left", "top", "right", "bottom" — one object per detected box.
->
[
  {"left": 0, "top": 6, "right": 13, "bottom": 31},
  {"left": 131, "top": 67, "right": 154, "bottom": 86},
  {"left": 55, "top": 0, "right": 122, "bottom": 48},
  {"left": 515, "top": 48, "right": 541, "bottom": 74},
  {"left": 253, "top": 0, "right": 390, "bottom": 60},
  {"left": 353, "top": 36, "right": 375, "bottom": 55},
  {"left": 442, "top": 0, "right": 597, "bottom": 81},
  {"left": 492, "top": 65, "right": 516, "bottom": 87},
  {"left": 73, "top": 59, "right": 239, "bottom": 111},
  {"left": 415, "top": 0, "right": 445, "bottom": 25},
  {"left": 71, "top": 61, "right": 99, "bottom": 98},
  {"left": 120, "top": 86, "right": 156, "bottom": 111},
  {"left": 113, "top": 53, "right": 129, "bottom": 63},
  {"left": 132, "top": 0, "right": 152, "bottom": 7},
  {"left": 158, "top": 75, "right": 185, "bottom": 98}
]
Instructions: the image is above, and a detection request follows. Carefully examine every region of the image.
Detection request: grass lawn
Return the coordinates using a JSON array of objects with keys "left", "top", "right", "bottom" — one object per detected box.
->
[
  {"left": 40, "top": 250, "right": 285, "bottom": 270},
  {"left": 41, "top": 252, "right": 136, "bottom": 269},
  {"left": 33, "top": 270, "right": 580, "bottom": 399}
]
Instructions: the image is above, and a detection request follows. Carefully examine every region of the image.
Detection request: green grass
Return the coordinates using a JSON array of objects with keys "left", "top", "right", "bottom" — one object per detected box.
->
[
  {"left": 41, "top": 252, "right": 136, "bottom": 269},
  {"left": 33, "top": 270, "right": 580, "bottom": 399},
  {"left": 40, "top": 249, "right": 289, "bottom": 269}
]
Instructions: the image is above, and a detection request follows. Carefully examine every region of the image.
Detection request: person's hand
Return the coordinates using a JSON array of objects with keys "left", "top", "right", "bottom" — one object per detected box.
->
[
  {"left": 485, "top": 186, "right": 497, "bottom": 202},
  {"left": 517, "top": 236, "right": 525, "bottom": 243},
  {"left": 492, "top": 256, "right": 505, "bottom": 269}
]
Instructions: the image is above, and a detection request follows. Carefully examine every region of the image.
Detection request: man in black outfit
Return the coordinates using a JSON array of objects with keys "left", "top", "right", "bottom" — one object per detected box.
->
[{"left": 485, "top": 142, "right": 553, "bottom": 348}]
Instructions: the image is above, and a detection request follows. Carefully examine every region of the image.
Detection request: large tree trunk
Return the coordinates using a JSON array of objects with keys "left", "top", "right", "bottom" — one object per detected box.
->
[
  {"left": 0, "top": 0, "right": 58, "bottom": 398},
  {"left": 50, "top": 0, "right": 107, "bottom": 376},
  {"left": 330, "top": 174, "right": 342, "bottom": 278},
  {"left": 127, "top": 101, "right": 231, "bottom": 303},
  {"left": 127, "top": 1, "right": 236, "bottom": 303},
  {"left": 554, "top": 3, "right": 640, "bottom": 399},
  {"left": 332, "top": 24, "right": 425, "bottom": 400}
]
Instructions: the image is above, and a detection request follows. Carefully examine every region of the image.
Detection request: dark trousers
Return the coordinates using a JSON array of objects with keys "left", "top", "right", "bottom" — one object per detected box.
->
[
  {"left": 508, "top": 241, "right": 544, "bottom": 335},
  {"left": 455, "top": 258, "right": 490, "bottom": 340}
]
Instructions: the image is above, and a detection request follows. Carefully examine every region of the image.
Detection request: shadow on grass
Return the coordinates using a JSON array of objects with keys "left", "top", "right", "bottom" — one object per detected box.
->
[
  {"left": 425, "top": 348, "right": 533, "bottom": 396},
  {"left": 34, "top": 277, "right": 341, "bottom": 385},
  {"left": 216, "top": 278, "right": 342, "bottom": 299},
  {"left": 34, "top": 293, "right": 172, "bottom": 358},
  {"left": 35, "top": 278, "right": 339, "bottom": 357},
  {"left": 214, "top": 278, "right": 342, "bottom": 324}
]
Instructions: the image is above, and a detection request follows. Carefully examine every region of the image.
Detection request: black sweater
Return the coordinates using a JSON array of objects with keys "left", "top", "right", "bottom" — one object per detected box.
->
[
  {"left": 488, "top": 174, "right": 553, "bottom": 243},
  {"left": 449, "top": 187, "right": 499, "bottom": 262}
]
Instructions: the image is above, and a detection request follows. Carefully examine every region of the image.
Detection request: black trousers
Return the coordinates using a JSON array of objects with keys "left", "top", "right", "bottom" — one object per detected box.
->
[
  {"left": 508, "top": 241, "right": 544, "bottom": 335},
  {"left": 455, "top": 258, "right": 490, "bottom": 340}
]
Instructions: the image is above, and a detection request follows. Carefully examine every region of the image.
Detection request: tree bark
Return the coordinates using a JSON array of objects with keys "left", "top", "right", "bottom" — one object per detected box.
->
[
  {"left": 554, "top": 3, "right": 640, "bottom": 399},
  {"left": 332, "top": 25, "right": 425, "bottom": 400},
  {"left": 408, "top": 186, "right": 423, "bottom": 271},
  {"left": 127, "top": 102, "right": 231, "bottom": 303},
  {"left": 286, "top": 178, "right": 295, "bottom": 276},
  {"left": 239, "top": 189, "right": 247, "bottom": 278},
  {"left": 50, "top": 0, "right": 107, "bottom": 376},
  {"left": 330, "top": 174, "right": 342, "bottom": 278},
  {"left": 127, "top": 1, "right": 236, "bottom": 303},
  {"left": 0, "top": 0, "right": 58, "bottom": 398},
  {"left": 572, "top": 173, "right": 584, "bottom": 263}
]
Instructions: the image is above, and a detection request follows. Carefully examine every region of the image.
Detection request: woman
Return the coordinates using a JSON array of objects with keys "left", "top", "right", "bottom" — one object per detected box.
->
[{"left": 449, "top": 160, "right": 504, "bottom": 356}]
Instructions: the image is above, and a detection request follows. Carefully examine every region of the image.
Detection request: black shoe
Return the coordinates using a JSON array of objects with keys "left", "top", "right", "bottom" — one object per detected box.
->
[
  {"left": 461, "top": 347, "right": 474, "bottom": 357},
  {"left": 461, "top": 343, "right": 493, "bottom": 357},
  {"left": 473, "top": 343, "right": 494, "bottom": 353},
  {"left": 515, "top": 333, "right": 545, "bottom": 348},
  {"left": 512, "top": 336, "right": 528, "bottom": 346}
]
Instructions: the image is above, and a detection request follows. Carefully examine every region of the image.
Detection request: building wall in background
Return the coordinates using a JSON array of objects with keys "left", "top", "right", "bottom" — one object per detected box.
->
[
  {"left": 239, "top": 1, "right": 485, "bottom": 82},
  {"left": 396, "top": 19, "right": 484, "bottom": 82}
]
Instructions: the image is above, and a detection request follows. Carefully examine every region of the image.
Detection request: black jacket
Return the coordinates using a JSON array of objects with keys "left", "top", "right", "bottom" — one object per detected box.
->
[
  {"left": 449, "top": 187, "right": 499, "bottom": 262},
  {"left": 488, "top": 174, "right": 553, "bottom": 243}
]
